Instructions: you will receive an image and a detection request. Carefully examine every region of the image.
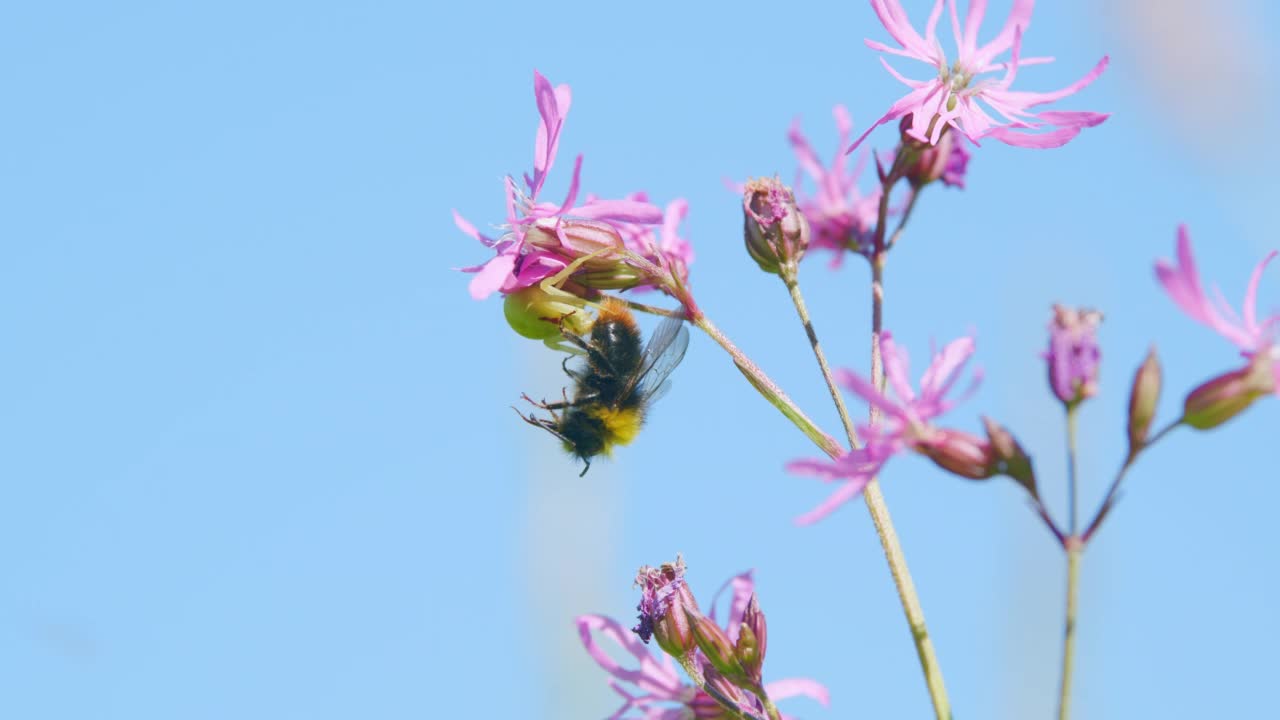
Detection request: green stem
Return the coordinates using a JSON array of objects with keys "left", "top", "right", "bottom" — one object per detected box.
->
[
  {"left": 866, "top": 254, "right": 951, "bottom": 720},
  {"left": 1081, "top": 419, "right": 1181, "bottom": 542},
  {"left": 675, "top": 656, "right": 764, "bottom": 720},
  {"left": 781, "top": 270, "right": 861, "bottom": 448},
  {"left": 690, "top": 313, "right": 844, "bottom": 459},
  {"left": 1057, "top": 543, "right": 1082, "bottom": 720},
  {"left": 1066, "top": 405, "right": 1080, "bottom": 535},
  {"left": 758, "top": 693, "right": 783, "bottom": 720}
]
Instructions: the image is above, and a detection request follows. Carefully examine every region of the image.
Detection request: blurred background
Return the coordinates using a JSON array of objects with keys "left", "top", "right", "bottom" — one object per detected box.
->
[{"left": 2, "top": 1, "right": 1277, "bottom": 717}]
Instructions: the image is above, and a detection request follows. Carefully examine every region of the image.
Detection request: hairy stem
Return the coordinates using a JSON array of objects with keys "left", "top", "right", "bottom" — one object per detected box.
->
[
  {"left": 1058, "top": 543, "right": 1082, "bottom": 720},
  {"left": 866, "top": 254, "right": 951, "bottom": 720},
  {"left": 781, "top": 270, "right": 861, "bottom": 447},
  {"left": 690, "top": 313, "right": 844, "bottom": 458},
  {"left": 1066, "top": 406, "right": 1080, "bottom": 535}
]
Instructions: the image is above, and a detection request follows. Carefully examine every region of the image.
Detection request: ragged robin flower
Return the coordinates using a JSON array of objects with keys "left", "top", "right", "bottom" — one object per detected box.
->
[
  {"left": 1156, "top": 225, "right": 1279, "bottom": 426},
  {"left": 787, "top": 331, "right": 983, "bottom": 524},
  {"left": 851, "top": 0, "right": 1109, "bottom": 151},
  {"left": 454, "top": 70, "right": 666, "bottom": 301}
]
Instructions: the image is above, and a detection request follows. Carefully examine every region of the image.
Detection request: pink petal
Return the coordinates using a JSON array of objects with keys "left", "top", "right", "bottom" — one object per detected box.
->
[
  {"left": 847, "top": 81, "right": 945, "bottom": 153},
  {"left": 576, "top": 199, "right": 664, "bottom": 224},
  {"left": 764, "top": 677, "right": 831, "bottom": 706},
  {"left": 970, "top": 0, "right": 1035, "bottom": 68},
  {"left": 794, "top": 478, "right": 873, "bottom": 526},
  {"left": 835, "top": 368, "right": 911, "bottom": 423},
  {"left": 880, "top": 332, "right": 918, "bottom": 404},
  {"left": 576, "top": 615, "right": 685, "bottom": 698},
  {"left": 708, "top": 570, "right": 755, "bottom": 641},
  {"left": 784, "top": 458, "right": 845, "bottom": 482},
  {"left": 1243, "top": 251, "right": 1277, "bottom": 336},
  {"left": 467, "top": 253, "right": 516, "bottom": 300},
  {"left": 919, "top": 336, "right": 976, "bottom": 399}
]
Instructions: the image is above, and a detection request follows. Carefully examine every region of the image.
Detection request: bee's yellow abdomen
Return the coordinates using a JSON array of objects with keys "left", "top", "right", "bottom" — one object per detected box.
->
[{"left": 589, "top": 406, "right": 644, "bottom": 455}]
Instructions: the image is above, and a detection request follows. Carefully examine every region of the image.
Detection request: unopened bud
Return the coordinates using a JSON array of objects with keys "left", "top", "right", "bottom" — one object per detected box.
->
[
  {"left": 503, "top": 284, "right": 593, "bottom": 340},
  {"left": 735, "top": 593, "right": 767, "bottom": 685},
  {"left": 686, "top": 608, "right": 748, "bottom": 685},
  {"left": 982, "top": 417, "right": 1038, "bottom": 498},
  {"left": 1182, "top": 352, "right": 1276, "bottom": 429},
  {"left": 898, "top": 116, "right": 970, "bottom": 189},
  {"left": 1127, "top": 348, "right": 1162, "bottom": 453},
  {"left": 689, "top": 689, "right": 735, "bottom": 720},
  {"left": 633, "top": 557, "right": 701, "bottom": 660},
  {"left": 742, "top": 177, "right": 810, "bottom": 276},
  {"left": 694, "top": 664, "right": 751, "bottom": 719},
  {"left": 1045, "top": 305, "right": 1103, "bottom": 407},
  {"left": 919, "top": 428, "right": 997, "bottom": 480}
]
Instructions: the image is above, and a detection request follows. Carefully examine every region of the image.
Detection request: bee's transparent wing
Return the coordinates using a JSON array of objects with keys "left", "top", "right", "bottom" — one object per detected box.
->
[{"left": 630, "top": 316, "right": 690, "bottom": 402}]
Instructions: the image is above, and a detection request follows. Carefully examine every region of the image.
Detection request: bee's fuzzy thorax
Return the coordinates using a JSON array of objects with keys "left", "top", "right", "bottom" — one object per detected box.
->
[{"left": 594, "top": 297, "right": 638, "bottom": 331}]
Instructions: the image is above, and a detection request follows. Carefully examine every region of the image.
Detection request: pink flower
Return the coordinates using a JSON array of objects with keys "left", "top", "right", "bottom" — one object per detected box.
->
[
  {"left": 788, "top": 106, "right": 881, "bottom": 265},
  {"left": 851, "top": 0, "right": 1109, "bottom": 151},
  {"left": 787, "top": 332, "right": 982, "bottom": 524},
  {"left": 1155, "top": 225, "right": 1279, "bottom": 395},
  {"left": 455, "top": 71, "right": 663, "bottom": 300},
  {"left": 577, "top": 571, "right": 829, "bottom": 720}
]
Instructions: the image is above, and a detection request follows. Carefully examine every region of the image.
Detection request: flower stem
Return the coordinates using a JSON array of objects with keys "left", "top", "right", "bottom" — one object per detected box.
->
[
  {"left": 758, "top": 693, "right": 783, "bottom": 720},
  {"left": 690, "top": 312, "right": 844, "bottom": 458},
  {"left": 780, "top": 270, "right": 861, "bottom": 447},
  {"left": 1066, "top": 405, "right": 1080, "bottom": 535},
  {"left": 866, "top": 253, "right": 951, "bottom": 720},
  {"left": 1057, "top": 542, "right": 1082, "bottom": 720},
  {"left": 1081, "top": 419, "right": 1181, "bottom": 543}
]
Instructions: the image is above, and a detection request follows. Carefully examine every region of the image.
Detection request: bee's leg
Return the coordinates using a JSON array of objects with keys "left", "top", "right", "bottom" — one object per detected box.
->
[
  {"left": 578, "top": 457, "right": 591, "bottom": 477},
  {"left": 512, "top": 406, "right": 571, "bottom": 443},
  {"left": 560, "top": 353, "right": 588, "bottom": 381},
  {"left": 556, "top": 328, "right": 619, "bottom": 377}
]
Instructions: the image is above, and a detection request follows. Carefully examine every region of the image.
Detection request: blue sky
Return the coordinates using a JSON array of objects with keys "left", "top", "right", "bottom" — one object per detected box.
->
[{"left": 2, "top": 1, "right": 1278, "bottom": 718}]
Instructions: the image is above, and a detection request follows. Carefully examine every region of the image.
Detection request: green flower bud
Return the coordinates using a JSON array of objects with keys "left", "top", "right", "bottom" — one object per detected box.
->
[{"left": 1127, "top": 348, "right": 1162, "bottom": 453}]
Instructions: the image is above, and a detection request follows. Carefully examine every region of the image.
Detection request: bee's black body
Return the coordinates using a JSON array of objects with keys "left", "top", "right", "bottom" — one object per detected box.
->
[{"left": 519, "top": 298, "right": 689, "bottom": 475}]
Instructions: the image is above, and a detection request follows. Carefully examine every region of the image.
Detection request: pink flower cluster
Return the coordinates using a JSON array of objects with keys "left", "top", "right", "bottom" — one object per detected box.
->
[
  {"left": 578, "top": 570, "right": 828, "bottom": 720},
  {"left": 455, "top": 72, "right": 693, "bottom": 300}
]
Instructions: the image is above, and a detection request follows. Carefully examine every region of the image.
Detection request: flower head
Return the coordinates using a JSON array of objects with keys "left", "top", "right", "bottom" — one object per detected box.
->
[
  {"left": 1044, "top": 304, "right": 1103, "bottom": 406},
  {"left": 455, "top": 71, "right": 665, "bottom": 300},
  {"left": 787, "top": 332, "right": 982, "bottom": 524},
  {"left": 788, "top": 106, "right": 882, "bottom": 265},
  {"left": 852, "top": 0, "right": 1109, "bottom": 151},
  {"left": 742, "top": 177, "right": 811, "bottom": 275},
  {"left": 633, "top": 556, "right": 700, "bottom": 658},
  {"left": 1155, "top": 225, "right": 1279, "bottom": 394},
  {"left": 578, "top": 569, "right": 829, "bottom": 720}
]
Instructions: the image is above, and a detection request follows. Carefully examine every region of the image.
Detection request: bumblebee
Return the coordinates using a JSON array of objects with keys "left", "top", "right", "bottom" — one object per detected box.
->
[{"left": 519, "top": 298, "right": 689, "bottom": 475}]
